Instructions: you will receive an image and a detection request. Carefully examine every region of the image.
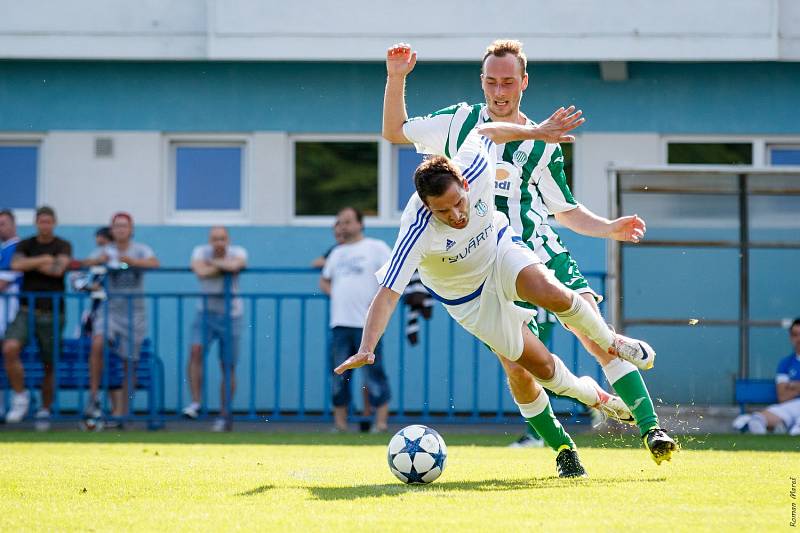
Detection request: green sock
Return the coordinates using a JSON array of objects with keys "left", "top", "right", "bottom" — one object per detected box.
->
[
  {"left": 604, "top": 358, "right": 659, "bottom": 437},
  {"left": 525, "top": 425, "right": 542, "bottom": 440},
  {"left": 518, "top": 391, "right": 575, "bottom": 452}
]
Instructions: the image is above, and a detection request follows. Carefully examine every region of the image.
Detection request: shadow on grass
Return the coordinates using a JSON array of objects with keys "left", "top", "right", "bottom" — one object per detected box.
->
[
  {"left": 0, "top": 431, "right": 797, "bottom": 452},
  {"left": 300, "top": 476, "right": 667, "bottom": 501},
  {"left": 236, "top": 484, "right": 275, "bottom": 496}
]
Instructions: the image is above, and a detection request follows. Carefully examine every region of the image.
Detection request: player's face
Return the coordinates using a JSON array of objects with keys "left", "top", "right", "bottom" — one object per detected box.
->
[
  {"left": 0, "top": 214, "right": 15, "bottom": 241},
  {"left": 35, "top": 214, "right": 55, "bottom": 238},
  {"left": 425, "top": 181, "right": 470, "bottom": 229},
  {"left": 790, "top": 325, "right": 800, "bottom": 353},
  {"left": 481, "top": 54, "right": 528, "bottom": 120}
]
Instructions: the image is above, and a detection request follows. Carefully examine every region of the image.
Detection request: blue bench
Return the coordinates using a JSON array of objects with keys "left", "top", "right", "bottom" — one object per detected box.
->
[
  {"left": 0, "top": 337, "right": 165, "bottom": 429},
  {"left": 734, "top": 378, "right": 778, "bottom": 413}
]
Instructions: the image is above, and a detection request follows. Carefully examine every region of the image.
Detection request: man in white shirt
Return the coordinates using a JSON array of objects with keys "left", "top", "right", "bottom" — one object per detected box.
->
[
  {"left": 335, "top": 129, "right": 669, "bottom": 475},
  {"left": 321, "top": 207, "right": 392, "bottom": 432},
  {"left": 182, "top": 226, "right": 248, "bottom": 432}
]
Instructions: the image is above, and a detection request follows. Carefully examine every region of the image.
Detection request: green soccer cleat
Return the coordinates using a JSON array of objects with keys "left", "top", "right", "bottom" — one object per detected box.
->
[
  {"left": 643, "top": 428, "right": 678, "bottom": 465},
  {"left": 555, "top": 447, "right": 588, "bottom": 478}
]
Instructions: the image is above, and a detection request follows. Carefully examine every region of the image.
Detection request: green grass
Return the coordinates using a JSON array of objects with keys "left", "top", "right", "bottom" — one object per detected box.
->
[{"left": 1, "top": 431, "right": 797, "bottom": 532}]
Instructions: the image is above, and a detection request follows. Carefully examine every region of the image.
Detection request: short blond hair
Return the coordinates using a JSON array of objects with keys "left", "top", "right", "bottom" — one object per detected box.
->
[{"left": 482, "top": 39, "right": 527, "bottom": 76}]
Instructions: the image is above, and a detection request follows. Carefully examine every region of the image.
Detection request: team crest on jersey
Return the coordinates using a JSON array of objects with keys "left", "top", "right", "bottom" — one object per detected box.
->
[
  {"left": 474, "top": 199, "right": 488, "bottom": 217},
  {"left": 512, "top": 150, "right": 529, "bottom": 166},
  {"left": 445, "top": 238, "right": 456, "bottom": 251}
]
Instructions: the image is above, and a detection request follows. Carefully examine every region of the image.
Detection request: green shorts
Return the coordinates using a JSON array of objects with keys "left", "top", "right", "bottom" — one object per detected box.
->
[
  {"left": 516, "top": 252, "right": 600, "bottom": 342},
  {"left": 4, "top": 307, "right": 65, "bottom": 363}
]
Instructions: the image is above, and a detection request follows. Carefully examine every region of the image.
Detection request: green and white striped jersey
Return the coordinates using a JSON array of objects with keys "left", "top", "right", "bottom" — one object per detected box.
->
[{"left": 403, "top": 102, "right": 577, "bottom": 262}]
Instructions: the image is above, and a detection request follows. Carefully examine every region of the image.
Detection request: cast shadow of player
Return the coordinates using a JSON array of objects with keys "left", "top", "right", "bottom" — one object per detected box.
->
[{"left": 237, "top": 476, "right": 666, "bottom": 500}]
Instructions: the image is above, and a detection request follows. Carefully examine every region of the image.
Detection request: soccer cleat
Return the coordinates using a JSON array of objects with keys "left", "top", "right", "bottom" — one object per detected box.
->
[
  {"left": 34, "top": 408, "right": 51, "bottom": 432},
  {"left": 610, "top": 334, "right": 656, "bottom": 371},
  {"left": 508, "top": 434, "right": 545, "bottom": 448},
  {"left": 582, "top": 376, "right": 636, "bottom": 426},
  {"left": 182, "top": 403, "right": 200, "bottom": 420},
  {"left": 643, "top": 428, "right": 678, "bottom": 465},
  {"left": 555, "top": 447, "right": 588, "bottom": 478},
  {"left": 5, "top": 390, "right": 30, "bottom": 424}
]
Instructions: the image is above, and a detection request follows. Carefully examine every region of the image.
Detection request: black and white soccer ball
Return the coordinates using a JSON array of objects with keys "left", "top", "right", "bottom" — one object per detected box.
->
[{"left": 387, "top": 424, "right": 447, "bottom": 484}]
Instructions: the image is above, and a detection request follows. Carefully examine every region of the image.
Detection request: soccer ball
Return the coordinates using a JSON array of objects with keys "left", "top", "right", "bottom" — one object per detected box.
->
[{"left": 387, "top": 424, "right": 447, "bottom": 484}]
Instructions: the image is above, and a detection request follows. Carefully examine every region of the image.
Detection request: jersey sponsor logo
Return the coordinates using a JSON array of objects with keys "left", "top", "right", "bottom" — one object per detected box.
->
[
  {"left": 443, "top": 224, "right": 494, "bottom": 264},
  {"left": 494, "top": 161, "right": 520, "bottom": 197},
  {"left": 474, "top": 199, "right": 488, "bottom": 217},
  {"left": 445, "top": 238, "right": 456, "bottom": 251},
  {"left": 512, "top": 150, "right": 529, "bottom": 166}
]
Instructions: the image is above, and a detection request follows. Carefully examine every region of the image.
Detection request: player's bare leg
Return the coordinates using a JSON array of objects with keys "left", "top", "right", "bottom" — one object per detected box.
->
[{"left": 515, "top": 264, "right": 655, "bottom": 370}]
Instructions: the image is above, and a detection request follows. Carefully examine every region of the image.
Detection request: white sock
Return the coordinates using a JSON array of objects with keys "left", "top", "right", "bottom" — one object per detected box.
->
[
  {"left": 747, "top": 413, "right": 767, "bottom": 434},
  {"left": 537, "top": 354, "right": 599, "bottom": 407},
  {"left": 554, "top": 293, "right": 615, "bottom": 350},
  {"left": 602, "top": 357, "right": 638, "bottom": 386},
  {"left": 515, "top": 389, "right": 550, "bottom": 419}
]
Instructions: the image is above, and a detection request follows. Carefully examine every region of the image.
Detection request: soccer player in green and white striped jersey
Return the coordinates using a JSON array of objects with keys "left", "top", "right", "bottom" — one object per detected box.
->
[{"left": 382, "top": 41, "right": 676, "bottom": 465}]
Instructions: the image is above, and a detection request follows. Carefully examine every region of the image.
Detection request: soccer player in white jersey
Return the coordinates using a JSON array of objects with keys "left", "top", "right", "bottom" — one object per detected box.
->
[
  {"left": 335, "top": 130, "right": 660, "bottom": 476},
  {"left": 381, "top": 41, "right": 676, "bottom": 464}
]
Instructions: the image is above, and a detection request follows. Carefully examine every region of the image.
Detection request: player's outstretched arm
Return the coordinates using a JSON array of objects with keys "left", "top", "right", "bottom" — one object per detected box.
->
[
  {"left": 334, "top": 286, "right": 401, "bottom": 374},
  {"left": 382, "top": 43, "right": 416, "bottom": 144},
  {"left": 555, "top": 205, "right": 646, "bottom": 243},
  {"left": 476, "top": 106, "right": 584, "bottom": 145}
]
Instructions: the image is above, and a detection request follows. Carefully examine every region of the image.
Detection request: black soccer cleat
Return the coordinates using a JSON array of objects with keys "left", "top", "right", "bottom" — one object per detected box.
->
[
  {"left": 643, "top": 428, "right": 678, "bottom": 465},
  {"left": 555, "top": 447, "right": 588, "bottom": 478}
]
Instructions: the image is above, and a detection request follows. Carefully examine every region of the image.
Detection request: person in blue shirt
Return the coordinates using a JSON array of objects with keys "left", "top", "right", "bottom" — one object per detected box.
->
[
  {"left": 734, "top": 317, "right": 800, "bottom": 435},
  {"left": 0, "top": 209, "right": 21, "bottom": 338}
]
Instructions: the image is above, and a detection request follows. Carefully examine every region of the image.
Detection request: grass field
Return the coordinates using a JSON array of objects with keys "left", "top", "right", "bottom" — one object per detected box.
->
[{"left": 1, "top": 430, "right": 797, "bottom": 532}]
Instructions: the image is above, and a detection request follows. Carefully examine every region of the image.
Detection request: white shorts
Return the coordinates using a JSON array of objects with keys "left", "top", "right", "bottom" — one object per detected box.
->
[
  {"left": 766, "top": 397, "right": 800, "bottom": 428},
  {"left": 443, "top": 224, "right": 541, "bottom": 361}
]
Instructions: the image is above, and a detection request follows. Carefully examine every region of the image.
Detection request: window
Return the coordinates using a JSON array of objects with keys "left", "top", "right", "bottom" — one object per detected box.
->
[
  {"left": 667, "top": 143, "right": 752, "bottom": 165},
  {"left": 294, "top": 141, "right": 378, "bottom": 216},
  {"left": 768, "top": 145, "right": 800, "bottom": 166},
  {"left": 0, "top": 144, "right": 38, "bottom": 209},
  {"left": 174, "top": 144, "right": 243, "bottom": 211}
]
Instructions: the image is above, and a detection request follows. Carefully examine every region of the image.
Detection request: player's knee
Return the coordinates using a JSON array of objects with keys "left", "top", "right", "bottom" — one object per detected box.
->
[
  {"left": 504, "top": 361, "right": 534, "bottom": 387},
  {"left": 2, "top": 339, "right": 21, "bottom": 358}
]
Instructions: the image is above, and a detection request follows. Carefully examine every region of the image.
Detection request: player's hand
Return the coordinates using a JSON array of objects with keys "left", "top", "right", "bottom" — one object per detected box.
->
[
  {"left": 334, "top": 352, "right": 375, "bottom": 374},
  {"left": 386, "top": 43, "right": 417, "bottom": 78},
  {"left": 609, "top": 214, "right": 646, "bottom": 243},
  {"left": 532, "top": 106, "right": 585, "bottom": 143}
]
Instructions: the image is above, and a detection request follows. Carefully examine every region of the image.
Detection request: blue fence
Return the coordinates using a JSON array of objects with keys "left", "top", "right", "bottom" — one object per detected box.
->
[{"left": 0, "top": 267, "right": 606, "bottom": 428}]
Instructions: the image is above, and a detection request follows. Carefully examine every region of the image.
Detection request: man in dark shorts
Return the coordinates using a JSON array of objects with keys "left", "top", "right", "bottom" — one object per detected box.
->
[{"left": 3, "top": 206, "right": 72, "bottom": 429}]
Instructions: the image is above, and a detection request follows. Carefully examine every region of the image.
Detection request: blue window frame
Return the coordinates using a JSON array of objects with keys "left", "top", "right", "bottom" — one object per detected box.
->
[
  {"left": 0, "top": 145, "right": 38, "bottom": 209},
  {"left": 175, "top": 146, "right": 242, "bottom": 210},
  {"left": 769, "top": 146, "right": 800, "bottom": 166},
  {"left": 397, "top": 146, "right": 424, "bottom": 211}
]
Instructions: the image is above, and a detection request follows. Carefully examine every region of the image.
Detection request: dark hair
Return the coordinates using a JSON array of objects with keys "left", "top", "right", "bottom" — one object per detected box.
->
[
  {"left": 414, "top": 155, "right": 464, "bottom": 203},
  {"left": 791, "top": 318, "right": 800, "bottom": 331},
  {"left": 35, "top": 205, "right": 56, "bottom": 220},
  {"left": 95, "top": 226, "right": 113, "bottom": 241},
  {"left": 0, "top": 208, "right": 14, "bottom": 222},
  {"left": 337, "top": 206, "right": 364, "bottom": 225}
]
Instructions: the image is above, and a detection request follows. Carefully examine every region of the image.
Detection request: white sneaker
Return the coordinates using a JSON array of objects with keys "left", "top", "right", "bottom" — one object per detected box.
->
[
  {"left": 182, "top": 403, "right": 200, "bottom": 419},
  {"left": 34, "top": 408, "right": 51, "bottom": 432},
  {"left": 732, "top": 414, "right": 752, "bottom": 431},
  {"left": 584, "top": 376, "right": 636, "bottom": 425},
  {"left": 5, "top": 390, "right": 30, "bottom": 423},
  {"left": 211, "top": 417, "right": 231, "bottom": 432},
  {"left": 610, "top": 334, "right": 656, "bottom": 371},
  {"left": 789, "top": 421, "right": 800, "bottom": 437},
  {"left": 509, "top": 433, "right": 545, "bottom": 448}
]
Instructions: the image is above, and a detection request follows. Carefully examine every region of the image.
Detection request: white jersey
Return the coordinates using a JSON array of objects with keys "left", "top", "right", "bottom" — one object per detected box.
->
[
  {"left": 403, "top": 102, "right": 577, "bottom": 263},
  {"left": 324, "top": 237, "right": 391, "bottom": 328},
  {"left": 377, "top": 131, "right": 502, "bottom": 301}
]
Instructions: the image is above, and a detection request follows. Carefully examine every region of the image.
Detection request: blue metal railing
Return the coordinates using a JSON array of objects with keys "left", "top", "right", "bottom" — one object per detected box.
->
[{"left": 0, "top": 266, "right": 607, "bottom": 427}]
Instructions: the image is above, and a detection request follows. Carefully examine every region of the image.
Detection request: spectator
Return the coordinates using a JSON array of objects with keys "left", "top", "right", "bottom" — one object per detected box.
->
[
  {"left": 71, "top": 226, "right": 114, "bottom": 337},
  {"left": 320, "top": 207, "right": 392, "bottom": 432},
  {"left": 3, "top": 206, "right": 72, "bottom": 429},
  {"left": 311, "top": 222, "right": 344, "bottom": 269},
  {"left": 83, "top": 212, "right": 159, "bottom": 428},
  {"left": 0, "top": 209, "right": 21, "bottom": 338},
  {"left": 182, "top": 226, "right": 247, "bottom": 432},
  {"left": 402, "top": 271, "right": 433, "bottom": 346},
  {"left": 734, "top": 318, "right": 800, "bottom": 435}
]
